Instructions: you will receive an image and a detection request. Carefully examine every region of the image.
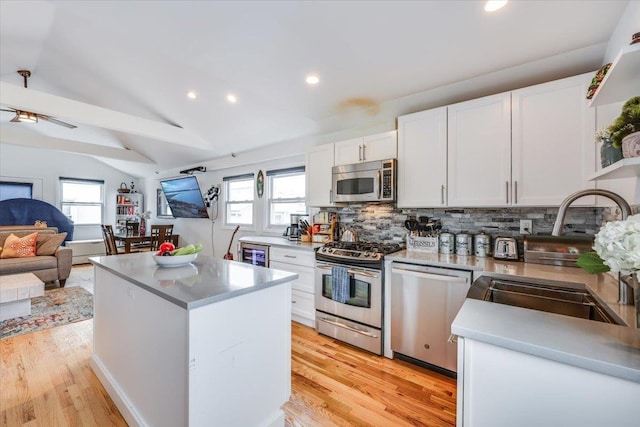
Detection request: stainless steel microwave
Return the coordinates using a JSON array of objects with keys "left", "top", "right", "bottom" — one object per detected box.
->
[{"left": 332, "top": 159, "right": 396, "bottom": 203}]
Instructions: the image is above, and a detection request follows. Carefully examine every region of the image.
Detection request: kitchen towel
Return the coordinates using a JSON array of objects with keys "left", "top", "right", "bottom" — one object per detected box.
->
[{"left": 331, "top": 266, "right": 350, "bottom": 304}]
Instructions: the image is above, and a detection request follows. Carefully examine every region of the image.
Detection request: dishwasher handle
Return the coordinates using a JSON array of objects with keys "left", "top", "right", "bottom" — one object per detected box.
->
[{"left": 391, "top": 267, "right": 469, "bottom": 283}]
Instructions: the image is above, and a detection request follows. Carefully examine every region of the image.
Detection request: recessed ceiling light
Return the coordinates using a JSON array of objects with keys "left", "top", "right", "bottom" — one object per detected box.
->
[
  {"left": 305, "top": 74, "right": 320, "bottom": 85},
  {"left": 186, "top": 91, "right": 197, "bottom": 99},
  {"left": 226, "top": 94, "right": 237, "bottom": 104},
  {"left": 484, "top": 0, "right": 508, "bottom": 12}
]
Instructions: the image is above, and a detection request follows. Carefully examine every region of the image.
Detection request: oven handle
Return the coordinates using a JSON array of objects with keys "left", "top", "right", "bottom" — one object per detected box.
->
[
  {"left": 317, "top": 316, "right": 379, "bottom": 338},
  {"left": 316, "top": 264, "right": 380, "bottom": 278}
]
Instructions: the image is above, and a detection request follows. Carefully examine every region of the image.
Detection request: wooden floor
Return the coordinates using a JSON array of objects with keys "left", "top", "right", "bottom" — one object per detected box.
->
[{"left": 1, "top": 320, "right": 456, "bottom": 427}]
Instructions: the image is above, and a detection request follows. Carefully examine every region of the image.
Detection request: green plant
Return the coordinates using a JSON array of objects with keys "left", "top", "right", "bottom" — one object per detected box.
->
[{"left": 607, "top": 96, "right": 640, "bottom": 148}]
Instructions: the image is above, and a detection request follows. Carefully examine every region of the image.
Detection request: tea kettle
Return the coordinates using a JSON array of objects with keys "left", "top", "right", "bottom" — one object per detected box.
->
[
  {"left": 341, "top": 228, "right": 358, "bottom": 242},
  {"left": 493, "top": 237, "right": 518, "bottom": 260}
]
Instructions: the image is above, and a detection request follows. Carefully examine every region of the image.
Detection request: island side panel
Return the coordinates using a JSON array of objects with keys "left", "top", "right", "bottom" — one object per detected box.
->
[
  {"left": 92, "top": 267, "right": 189, "bottom": 427},
  {"left": 188, "top": 281, "right": 292, "bottom": 427},
  {"left": 461, "top": 339, "right": 640, "bottom": 427}
]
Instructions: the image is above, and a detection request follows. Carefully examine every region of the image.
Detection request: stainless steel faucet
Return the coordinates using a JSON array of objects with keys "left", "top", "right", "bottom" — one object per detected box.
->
[{"left": 552, "top": 189, "right": 633, "bottom": 305}]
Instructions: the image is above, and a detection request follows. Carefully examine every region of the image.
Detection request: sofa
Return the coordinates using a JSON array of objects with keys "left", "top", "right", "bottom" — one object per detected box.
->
[{"left": 0, "top": 226, "right": 72, "bottom": 287}]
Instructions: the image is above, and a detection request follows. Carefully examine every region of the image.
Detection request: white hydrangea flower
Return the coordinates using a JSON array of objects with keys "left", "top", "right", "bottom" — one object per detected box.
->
[{"left": 593, "top": 214, "right": 640, "bottom": 275}]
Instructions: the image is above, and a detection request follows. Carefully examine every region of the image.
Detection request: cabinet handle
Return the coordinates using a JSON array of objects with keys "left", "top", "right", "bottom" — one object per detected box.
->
[
  {"left": 329, "top": 189, "right": 333, "bottom": 204},
  {"left": 284, "top": 255, "right": 296, "bottom": 259},
  {"left": 441, "top": 185, "right": 445, "bottom": 205},
  {"left": 505, "top": 181, "right": 509, "bottom": 204},
  {"left": 358, "top": 145, "right": 362, "bottom": 161},
  {"left": 514, "top": 181, "right": 518, "bottom": 204},
  {"left": 362, "top": 144, "right": 366, "bottom": 161},
  {"left": 292, "top": 300, "right": 297, "bottom": 304}
]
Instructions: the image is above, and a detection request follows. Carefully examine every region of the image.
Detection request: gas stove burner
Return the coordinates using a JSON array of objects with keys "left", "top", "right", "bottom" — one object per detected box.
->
[{"left": 315, "top": 241, "right": 403, "bottom": 267}]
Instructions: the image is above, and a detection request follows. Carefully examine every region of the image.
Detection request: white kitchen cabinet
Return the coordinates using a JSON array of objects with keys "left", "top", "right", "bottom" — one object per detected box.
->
[
  {"left": 270, "top": 247, "right": 316, "bottom": 327},
  {"left": 448, "top": 92, "right": 512, "bottom": 207},
  {"left": 334, "top": 131, "right": 397, "bottom": 166},
  {"left": 511, "top": 73, "right": 596, "bottom": 206},
  {"left": 397, "top": 107, "right": 447, "bottom": 207},
  {"left": 456, "top": 337, "right": 639, "bottom": 427},
  {"left": 306, "top": 142, "right": 334, "bottom": 207}
]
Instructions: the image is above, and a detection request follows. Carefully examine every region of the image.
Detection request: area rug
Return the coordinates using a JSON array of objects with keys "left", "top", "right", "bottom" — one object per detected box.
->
[{"left": 1, "top": 286, "right": 93, "bottom": 339}]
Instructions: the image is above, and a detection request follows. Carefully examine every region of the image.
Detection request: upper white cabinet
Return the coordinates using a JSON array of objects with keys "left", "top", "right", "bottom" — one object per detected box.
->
[
  {"left": 511, "top": 73, "right": 596, "bottom": 206},
  {"left": 397, "top": 107, "right": 447, "bottom": 207},
  {"left": 334, "top": 131, "right": 397, "bottom": 166},
  {"left": 306, "top": 143, "right": 334, "bottom": 207},
  {"left": 448, "top": 93, "right": 512, "bottom": 207}
]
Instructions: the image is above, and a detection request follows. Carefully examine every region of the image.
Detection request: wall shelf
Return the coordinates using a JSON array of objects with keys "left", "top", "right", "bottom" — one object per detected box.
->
[
  {"left": 588, "top": 44, "right": 640, "bottom": 107},
  {"left": 589, "top": 157, "right": 640, "bottom": 181}
]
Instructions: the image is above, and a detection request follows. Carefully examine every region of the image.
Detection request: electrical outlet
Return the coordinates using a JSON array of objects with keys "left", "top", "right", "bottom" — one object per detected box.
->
[{"left": 520, "top": 219, "right": 533, "bottom": 235}]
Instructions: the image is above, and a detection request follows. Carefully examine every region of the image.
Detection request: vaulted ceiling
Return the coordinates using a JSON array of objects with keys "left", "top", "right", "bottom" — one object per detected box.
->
[{"left": 0, "top": 1, "right": 629, "bottom": 177}]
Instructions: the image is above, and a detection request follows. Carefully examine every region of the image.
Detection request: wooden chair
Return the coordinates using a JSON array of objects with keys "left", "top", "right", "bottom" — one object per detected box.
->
[
  {"left": 150, "top": 224, "right": 174, "bottom": 251},
  {"left": 101, "top": 224, "right": 123, "bottom": 255},
  {"left": 125, "top": 221, "right": 140, "bottom": 236}
]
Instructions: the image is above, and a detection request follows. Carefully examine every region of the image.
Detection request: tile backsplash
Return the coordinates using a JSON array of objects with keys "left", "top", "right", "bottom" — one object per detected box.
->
[{"left": 327, "top": 204, "right": 632, "bottom": 245}]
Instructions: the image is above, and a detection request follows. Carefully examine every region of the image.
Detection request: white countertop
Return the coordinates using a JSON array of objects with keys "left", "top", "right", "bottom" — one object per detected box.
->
[{"left": 239, "top": 235, "right": 323, "bottom": 251}]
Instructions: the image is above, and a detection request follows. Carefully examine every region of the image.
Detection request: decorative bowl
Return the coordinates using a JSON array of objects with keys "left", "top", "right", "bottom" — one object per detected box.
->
[{"left": 152, "top": 253, "right": 198, "bottom": 267}]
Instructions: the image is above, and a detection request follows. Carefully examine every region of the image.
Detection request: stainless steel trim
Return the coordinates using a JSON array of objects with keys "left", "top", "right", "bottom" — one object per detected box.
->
[
  {"left": 391, "top": 267, "right": 468, "bottom": 283},
  {"left": 317, "top": 316, "right": 379, "bottom": 338},
  {"left": 317, "top": 263, "right": 380, "bottom": 278}
]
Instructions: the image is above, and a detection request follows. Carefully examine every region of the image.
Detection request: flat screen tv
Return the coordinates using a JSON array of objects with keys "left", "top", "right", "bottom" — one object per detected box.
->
[{"left": 160, "top": 176, "right": 209, "bottom": 219}]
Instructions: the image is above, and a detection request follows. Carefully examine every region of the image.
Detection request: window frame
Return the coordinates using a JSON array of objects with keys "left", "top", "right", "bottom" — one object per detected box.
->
[
  {"left": 59, "top": 177, "right": 104, "bottom": 226},
  {"left": 157, "top": 188, "right": 174, "bottom": 218},
  {"left": 223, "top": 173, "right": 255, "bottom": 228},
  {"left": 265, "top": 167, "right": 306, "bottom": 230}
]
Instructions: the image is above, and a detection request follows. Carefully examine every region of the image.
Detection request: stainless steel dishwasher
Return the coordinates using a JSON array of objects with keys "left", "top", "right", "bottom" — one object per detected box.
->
[{"left": 390, "top": 262, "right": 472, "bottom": 373}]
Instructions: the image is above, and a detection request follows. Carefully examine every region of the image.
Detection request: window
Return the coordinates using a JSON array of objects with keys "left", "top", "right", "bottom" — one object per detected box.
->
[
  {"left": 157, "top": 188, "right": 173, "bottom": 218},
  {"left": 224, "top": 173, "right": 254, "bottom": 225},
  {"left": 267, "top": 167, "right": 306, "bottom": 227},
  {"left": 60, "top": 177, "right": 104, "bottom": 225},
  {"left": 0, "top": 181, "right": 33, "bottom": 201}
]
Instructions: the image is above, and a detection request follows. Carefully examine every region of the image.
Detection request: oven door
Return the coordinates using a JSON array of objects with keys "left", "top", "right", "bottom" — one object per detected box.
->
[{"left": 315, "top": 261, "right": 382, "bottom": 328}]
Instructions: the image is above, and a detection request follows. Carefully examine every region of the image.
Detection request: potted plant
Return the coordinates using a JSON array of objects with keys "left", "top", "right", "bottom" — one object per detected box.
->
[{"left": 607, "top": 96, "right": 640, "bottom": 158}]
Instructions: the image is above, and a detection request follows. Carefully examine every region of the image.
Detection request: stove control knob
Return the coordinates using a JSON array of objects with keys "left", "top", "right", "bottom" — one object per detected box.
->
[{"left": 364, "top": 251, "right": 370, "bottom": 257}]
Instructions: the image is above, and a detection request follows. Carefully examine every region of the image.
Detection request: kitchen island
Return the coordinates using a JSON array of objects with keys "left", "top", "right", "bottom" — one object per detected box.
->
[{"left": 89, "top": 253, "right": 298, "bottom": 427}]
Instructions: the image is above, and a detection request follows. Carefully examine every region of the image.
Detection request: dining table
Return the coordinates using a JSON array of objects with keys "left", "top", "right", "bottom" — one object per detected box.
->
[{"left": 114, "top": 233, "right": 179, "bottom": 253}]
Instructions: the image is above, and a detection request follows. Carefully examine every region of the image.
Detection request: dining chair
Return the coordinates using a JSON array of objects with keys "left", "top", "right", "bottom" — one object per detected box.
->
[
  {"left": 125, "top": 221, "right": 140, "bottom": 236},
  {"left": 101, "top": 224, "right": 123, "bottom": 255},
  {"left": 150, "top": 224, "right": 174, "bottom": 251}
]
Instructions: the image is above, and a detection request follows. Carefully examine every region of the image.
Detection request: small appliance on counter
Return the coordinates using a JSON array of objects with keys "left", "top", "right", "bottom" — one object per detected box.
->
[
  {"left": 283, "top": 213, "right": 308, "bottom": 241},
  {"left": 493, "top": 237, "right": 518, "bottom": 260}
]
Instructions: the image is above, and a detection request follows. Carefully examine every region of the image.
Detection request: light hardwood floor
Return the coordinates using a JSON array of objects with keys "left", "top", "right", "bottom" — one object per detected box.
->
[{"left": 1, "top": 318, "right": 456, "bottom": 427}]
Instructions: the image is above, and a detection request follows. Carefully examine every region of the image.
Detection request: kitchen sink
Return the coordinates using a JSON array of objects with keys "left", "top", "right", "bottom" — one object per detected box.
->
[{"left": 467, "top": 275, "right": 623, "bottom": 325}]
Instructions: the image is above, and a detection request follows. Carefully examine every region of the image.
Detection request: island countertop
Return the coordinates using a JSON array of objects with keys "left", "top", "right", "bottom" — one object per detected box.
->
[{"left": 90, "top": 252, "right": 298, "bottom": 310}]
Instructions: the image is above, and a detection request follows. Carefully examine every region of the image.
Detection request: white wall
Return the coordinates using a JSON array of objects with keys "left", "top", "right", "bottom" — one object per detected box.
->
[
  {"left": 141, "top": 153, "right": 307, "bottom": 258},
  {"left": 604, "top": 1, "right": 640, "bottom": 63},
  {"left": 0, "top": 143, "right": 140, "bottom": 240}
]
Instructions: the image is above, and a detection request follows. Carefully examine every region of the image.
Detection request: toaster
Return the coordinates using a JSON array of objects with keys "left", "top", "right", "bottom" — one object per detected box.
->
[{"left": 493, "top": 237, "right": 518, "bottom": 260}]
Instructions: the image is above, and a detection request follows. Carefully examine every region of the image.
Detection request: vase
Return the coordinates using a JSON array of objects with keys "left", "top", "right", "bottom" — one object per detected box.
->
[
  {"left": 600, "top": 142, "right": 623, "bottom": 167},
  {"left": 621, "top": 131, "right": 640, "bottom": 158},
  {"left": 139, "top": 219, "right": 146, "bottom": 236}
]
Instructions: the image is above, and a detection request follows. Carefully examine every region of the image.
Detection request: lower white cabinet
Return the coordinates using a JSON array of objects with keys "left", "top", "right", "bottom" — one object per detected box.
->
[
  {"left": 456, "top": 337, "right": 639, "bottom": 427},
  {"left": 270, "top": 247, "right": 316, "bottom": 327}
]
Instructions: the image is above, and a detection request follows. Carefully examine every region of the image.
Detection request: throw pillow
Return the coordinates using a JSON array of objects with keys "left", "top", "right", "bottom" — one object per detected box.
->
[
  {"left": 0, "top": 232, "right": 38, "bottom": 259},
  {"left": 36, "top": 232, "right": 68, "bottom": 256}
]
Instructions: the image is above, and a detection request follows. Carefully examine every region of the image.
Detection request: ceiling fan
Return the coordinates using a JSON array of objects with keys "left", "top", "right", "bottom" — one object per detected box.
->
[{"left": 0, "top": 70, "right": 77, "bottom": 129}]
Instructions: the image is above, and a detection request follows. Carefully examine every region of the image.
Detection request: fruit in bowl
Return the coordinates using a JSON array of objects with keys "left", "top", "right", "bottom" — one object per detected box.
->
[{"left": 153, "top": 243, "right": 203, "bottom": 267}]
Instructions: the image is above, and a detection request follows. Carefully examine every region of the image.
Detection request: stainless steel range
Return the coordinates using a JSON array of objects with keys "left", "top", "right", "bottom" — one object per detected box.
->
[{"left": 315, "top": 241, "right": 402, "bottom": 355}]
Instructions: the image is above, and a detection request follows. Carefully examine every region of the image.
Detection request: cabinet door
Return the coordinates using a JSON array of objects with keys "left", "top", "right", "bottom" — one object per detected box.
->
[
  {"left": 306, "top": 143, "right": 334, "bottom": 206},
  {"left": 448, "top": 93, "right": 512, "bottom": 207},
  {"left": 362, "top": 130, "right": 397, "bottom": 162},
  {"left": 512, "top": 73, "right": 596, "bottom": 206},
  {"left": 334, "top": 137, "right": 363, "bottom": 166},
  {"left": 397, "top": 107, "right": 447, "bottom": 207}
]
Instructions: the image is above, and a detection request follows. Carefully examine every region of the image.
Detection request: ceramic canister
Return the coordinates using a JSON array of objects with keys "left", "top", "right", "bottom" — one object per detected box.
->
[
  {"left": 455, "top": 233, "right": 472, "bottom": 256},
  {"left": 439, "top": 232, "right": 455, "bottom": 254},
  {"left": 474, "top": 233, "right": 491, "bottom": 257}
]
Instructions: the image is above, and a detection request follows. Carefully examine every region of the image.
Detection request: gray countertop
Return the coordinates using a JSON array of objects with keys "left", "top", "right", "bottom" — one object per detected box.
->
[
  {"left": 90, "top": 252, "right": 298, "bottom": 310},
  {"left": 452, "top": 299, "right": 640, "bottom": 383},
  {"left": 239, "top": 235, "right": 323, "bottom": 251}
]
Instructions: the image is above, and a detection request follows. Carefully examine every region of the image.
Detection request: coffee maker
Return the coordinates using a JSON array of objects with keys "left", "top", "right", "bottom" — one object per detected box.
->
[{"left": 283, "top": 213, "right": 306, "bottom": 241}]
